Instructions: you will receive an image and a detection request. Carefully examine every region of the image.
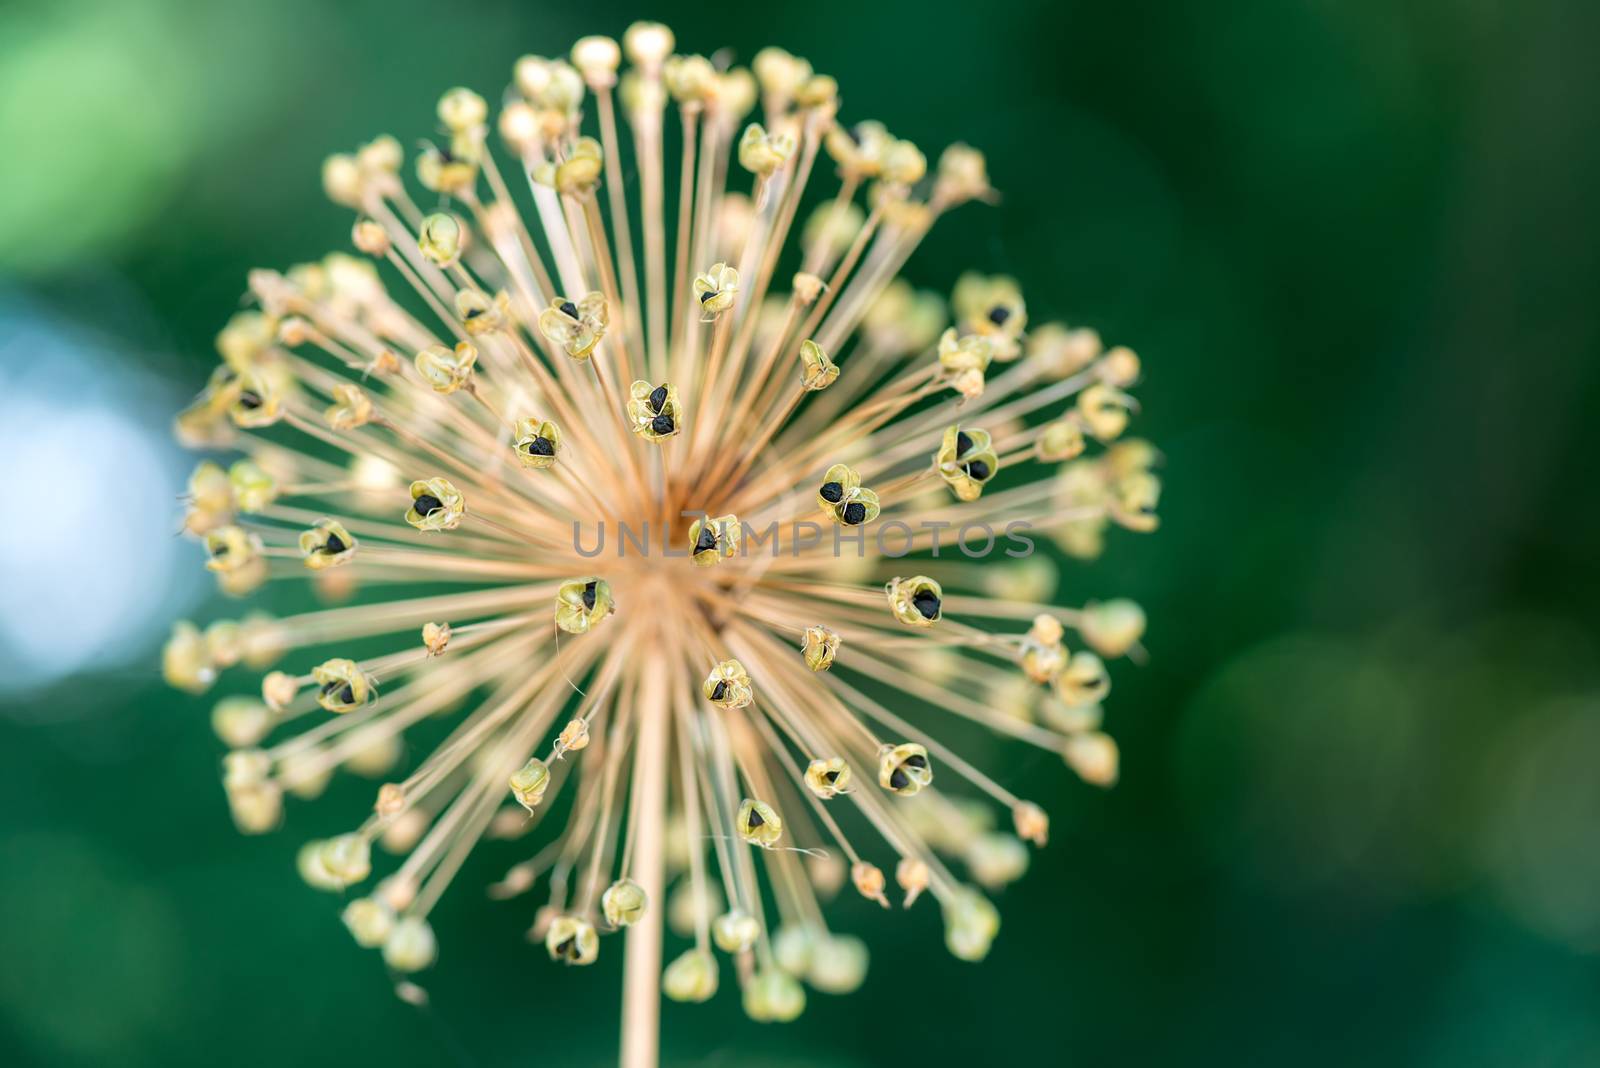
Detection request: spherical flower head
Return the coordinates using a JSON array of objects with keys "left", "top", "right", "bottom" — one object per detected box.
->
[
  {"left": 538, "top": 291, "right": 609, "bottom": 360},
  {"left": 627, "top": 380, "right": 683, "bottom": 441},
  {"left": 688, "top": 513, "right": 742, "bottom": 567},
  {"left": 406, "top": 477, "right": 465, "bottom": 532},
  {"left": 937, "top": 424, "right": 1000, "bottom": 501},
  {"left": 736, "top": 797, "right": 783, "bottom": 847},
  {"left": 693, "top": 262, "right": 739, "bottom": 318},
  {"left": 885, "top": 575, "right": 943, "bottom": 627},
  {"left": 555, "top": 577, "right": 614, "bottom": 634},
  {"left": 878, "top": 742, "right": 933, "bottom": 796},
  {"left": 662, "top": 949, "right": 718, "bottom": 1003},
  {"left": 512, "top": 417, "right": 563, "bottom": 469},
  {"left": 804, "top": 756, "right": 852, "bottom": 799},
  {"left": 817, "top": 463, "right": 879, "bottom": 526},
  {"left": 800, "top": 625, "right": 841, "bottom": 672},
  {"left": 602, "top": 878, "right": 648, "bottom": 928},
  {"left": 546, "top": 915, "right": 599, "bottom": 965},
  {"left": 299, "top": 519, "right": 357, "bottom": 570},
  {"left": 738, "top": 123, "right": 795, "bottom": 176},
  {"left": 704, "top": 659, "right": 754, "bottom": 709},
  {"left": 798, "top": 339, "right": 839, "bottom": 391},
  {"left": 312, "top": 657, "right": 376, "bottom": 713}
]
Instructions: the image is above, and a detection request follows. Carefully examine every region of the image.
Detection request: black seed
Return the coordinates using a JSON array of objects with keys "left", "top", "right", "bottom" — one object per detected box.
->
[
  {"left": 889, "top": 768, "right": 910, "bottom": 790},
  {"left": 966, "top": 459, "right": 991, "bottom": 481},
  {"left": 557, "top": 937, "right": 575, "bottom": 957},
  {"left": 465, "top": 307, "right": 482, "bottom": 319},
  {"left": 955, "top": 430, "right": 973, "bottom": 456},
  {"left": 413, "top": 493, "right": 443, "bottom": 516},
  {"left": 559, "top": 300, "right": 579, "bottom": 319},
  {"left": 238, "top": 390, "right": 263, "bottom": 410},
  {"left": 823, "top": 770, "right": 839, "bottom": 783},
  {"left": 648, "top": 385, "right": 668, "bottom": 413},
  {"left": 211, "top": 541, "right": 229, "bottom": 556},
  {"left": 711, "top": 680, "right": 728, "bottom": 702},
  {"left": 322, "top": 532, "right": 347, "bottom": 555},
  {"left": 651, "top": 413, "right": 675, "bottom": 435},
  {"left": 819, "top": 481, "right": 844, "bottom": 503},
  {"left": 842, "top": 501, "right": 867, "bottom": 525},
  {"left": 582, "top": 580, "right": 597, "bottom": 611},
  {"left": 902, "top": 753, "right": 927, "bottom": 769},
  {"left": 527, "top": 436, "right": 555, "bottom": 456},
  {"left": 695, "top": 526, "right": 718, "bottom": 553},
  {"left": 746, "top": 807, "right": 764, "bottom": 827},
  {"left": 912, "top": 590, "right": 941, "bottom": 619},
  {"left": 987, "top": 305, "right": 1011, "bottom": 326},
  {"left": 848, "top": 123, "right": 866, "bottom": 145},
  {"left": 699, "top": 289, "right": 716, "bottom": 303}
]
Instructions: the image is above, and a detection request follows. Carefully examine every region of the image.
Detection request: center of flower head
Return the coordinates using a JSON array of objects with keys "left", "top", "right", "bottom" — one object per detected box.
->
[{"left": 165, "top": 20, "right": 1162, "bottom": 1052}]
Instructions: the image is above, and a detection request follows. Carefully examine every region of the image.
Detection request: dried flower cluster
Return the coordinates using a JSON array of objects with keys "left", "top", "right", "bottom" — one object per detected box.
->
[{"left": 163, "top": 22, "right": 1160, "bottom": 1065}]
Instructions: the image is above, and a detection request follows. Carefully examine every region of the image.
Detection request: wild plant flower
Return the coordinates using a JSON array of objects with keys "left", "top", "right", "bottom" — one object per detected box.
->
[{"left": 164, "top": 22, "right": 1160, "bottom": 1064}]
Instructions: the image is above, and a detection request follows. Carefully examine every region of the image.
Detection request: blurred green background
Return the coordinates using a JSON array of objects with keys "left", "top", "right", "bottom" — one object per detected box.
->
[{"left": 3, "top": 0, "right": 1598, "bottom": 1064}]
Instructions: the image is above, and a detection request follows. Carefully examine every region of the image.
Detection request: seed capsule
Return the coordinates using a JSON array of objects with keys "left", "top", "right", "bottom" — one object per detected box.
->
[
  {"left": 627, "top": 380, "right": 683, "bottom": 441},
  {"left": 807, "top": 932, "right": 869, "bottom": 994},
  {"left": 743, "top": 968, "right": 806, "bottom": 1023},
  {"left": 966, "top": 832, "right": 1030, "bottom": 889},
  {"left": 437, "top": 87, "right": 487, "bottom": 133},
  {"left": 896, "top": 857, "right": 930, "bottom": 907},
  {"left": 203, "top": 526, "right": 261, "bottom": 575},
  {"left": 163, "top": 620, "right": 217, "bottom": 694},
  {"left": 554, "top": 576, "right": 614, "bottom": 634},
  {"left": 383, "top": 916, "right": 438, "bottom": 972},
  {"left": 313, "top": 658, "right": 376, "bottom": 713},
  {"left": 687, "top": 513, "right": 741, "bottom": 566},
  {"left": 227, "top": 459, "right": 278, "bottom": 513},
  {"left": 227, "top": 372, "right": 282, "bottom": 429},
  {"left": 800, "top": 625, "right": 841, "bottom": 671},
  {"left": 601, "top": 878, "right": 648, "bottom": 928},
  {"left": 937, "top": 327, "right": 994, "bottom": 378},
  {"left": 414, "top": 341, "right": 477, "bottom": 394},
  {"left": 1079, "top": 599, "right": 1147, "bottom": 658},
  {"left": 509, "top": 757, "right": 551, "bottom": 812},
  {"left": 878, "top": 742, "right": 933, "bottom": 796},
  {"left": 342, "top": 896, "right": 396, "bottom": 948},
  {"left": 692, "top": 262, "right": 740, "bottom": 318},
  {"left": 418, "top": 212, "right": 464, "bottom": 267},
  {"left": 537, "top": 292, "right": 609, "bottom": 360},
  {"left": 1036, "top": 418, "right": 1086, "bottom": 462},
  {"left": 455, "top": 288, "right": 511, "bottom": 336},
  {"left": 851, "top": 861, "right": 889, "bottom": 907},
  {"left": 797, "top": 339, "right": 839, "bottom": 391},
  {"left": 942, "top": 885, "right": 1001, "bottom": 962},
  {"left": 1063, "top": 730, "right": 1119, "bottom": 787},
  {"left": 738, "top": 123, "right": 796, "bottom": 176},
  {"left": 816, "top": 463, "right": 880, "bottom": 526},
  {"left": 736, "top": 798, "right": 783, "bottom": 848},
  {"left": 511, "top": 417, "right": 562, "bottom": 470},
  {"left": 885, "top": 575, "right": 943, "bottom": 628},
  {"left": 1077, "top": 381, "right": 1132, "bottom": 440},
  {"left": 937, "top": 424, "right": 1001, "bottom": 501},
  {"left": 713, "top": 909, "right": 760, "bottom": 953},
  {"left": 825, "top": 118, "right": 892, "bottom": 178},
  {"left": 1013, "top": 801, "right": 1049, "bottom": 846},
  {"left": 319, "top": 833, "right": 373, "bottom": 888},
  {"left": 405, "top": 477, "right": 465, "bottom": 532},
  {"left": 421, "top": 622, "right": 451, "bottom": 656},
  {"left": 545, "top": 915, "right": 599, "bottom": 965},
  {"left": 1055, "top": 651, "right": 1110, "bottom": 707},
  {"left": 703, "top": 659, "right": 754, "bottom": 709},
  {"left": 880, "top": 138, "right": 928, "bottom": 186},
  {"left": 803, "top": 757, "right": 852, "bottom": 799},
  {"left": 662, "top": 949, "right": 719, "bottom": 1003},
  {"left": 261, "top": 670, "right": 298, "bottom": 711},
  {"left": 299, "top": 519, "right": 357, "bottom": 570},
  {"left": 531, "top": 137, "right": 604, "bottom": 198},
  {"left": 556, "top": 718, "right": 590, "bottom": 753},
  {"left": 325, "top": 383, "right": 373, "bottom": 429}
]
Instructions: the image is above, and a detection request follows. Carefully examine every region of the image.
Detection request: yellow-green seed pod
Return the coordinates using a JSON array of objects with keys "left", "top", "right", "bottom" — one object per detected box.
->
[
  {"left": 163, "top": 620, "right": 217, "bottom": 694},
  {"left": 601, "top": 878, "right": 647, "bottom": 928},
  {"left": 966, "top": 832, "right": 1030, "bottom": 890},
  {"left": 1019, "top": 616, "right": 1067, "bottom": 683},
  {"left": 880, "top": 139, "right": 928, "bottom": 187},
  {"left": 571, "top": 35, "right": 621, "bottom": 86},
  {"left": 226, "top": 459, "right": 277, "bottom": 513},
  {"left": 212, "top": 696, "right": 274, "bottom": 748},
  {"left": 312, "top": 657, "right": 376, "bottom": 713},
  {"left": 737, "top": 123, "right": 795, "bottom": 176},
  {"left": 772, "top": 924, "right": 814, "bottom": 974},
  {"left": 703, "top": 659, "right": 754, "bottom": 709},
  {"left": 825, "top": 119, "right": 892, "bottom": 178},
  {"left": 1077, "top": 382, "right": 1132, "bottom": 440},
  {"left": 1029, "top": 322, "right": 1103, "bottom": 378},
  {"left": 662, "top": 948, "right": 718, "bottom": 1003},
  {"left": 687, "top": 513, "right": 741, "bottom": 567},
  {"left": 1054, "top": 651, "right": 1110, "bottom": 708},
  {"left": 510, "top": 416, "right": 562, "bottom": 470},
  {"left": 807, "top": 932, "right": 869, "bottom": 994},
  {"left": 227, "top": 372, "right": 282, "bottom": 429},
  {"left": 418, "top": 212, "right": 464, "bottom": 268},
  {"left": 414, "top": 341, "right": 477, "bottom": 394},
  {"left": 556, "top": 718, "right": 589, "bottom": 753},
  {"left": 885, "top": 575, "right": 943, "bottom": 627},
  {"left": 1097, "top": 344, "right": 1141, "bottom": 388},
  {"left": 937, "top": 329, "right": 994, "bottom": 392},
  {"left": 184, "top": 460, "right": 232, "bottom": 534},
  {"left": 319, "top": 833, "right": 372, "bottom": 888},
  {"left": 405, "top": 477, "right": 465, "bottom": 532},
  {"left": 1036, "top": 418, "right": 1086, "bottom": 462},
  {"left": 456, "top": 288, "right": 510, "bottom": 336},
  {"left": 816, "top": 463, "right": 880, "bottom": 526},
  {"left": 416, "top": 141, "right": 479, "bottom": 197},
  {"left": 299, "top": 519, "right": 357, "bottom": 570},
  {"left": 936, "top": 425, "right": 1000, "bottom": 502},
  {"left": 545, "top": 915, "right": 599, "bottom": 965},
  {"left": 537, "top": 292, "right": 608, "bottom": 360},
  {"left": 532, "top": 137, "right": 604, "bottom": 197},
  {"left": 509, "top": 757, "right": 551, "bottom": 812},
  {"left": 878, "top": 742, "right": 933, "bottom": 796},
  {"left": 226, "top": 779, "right": 283, "bottom": 834},
  {"left": 800, "top": 625, "right": 840, "bottom": 671},
  {"left": 325, "top": 383, "right": 373, "bottom": 429},
  {"left": 322, "top": 152, "right": 364, "bottom": 207},
  {"left": 261, "top": 670, "right": 297, "bottom": 711},
  {"left": 627, "top": 380, "right": 683, "bottom": 441},
  {"left": 736, "top": 798, "right": 782, "bottom": 848},
  {"left": 942, "top": 885, "right": 1001, "bottom": 962},
  {"left": 1063, "top": 730, "right": 1119, "bottom": 787},
  {"left": 341, "top": 896, "right": 396, "bottom": 948},
  {"left": 713, "top": 909, "right": 760, "bottom": 954},
  {"left": 796, "top": 73, "right": 838, "bottom": 110},
  {"left": 383, "top": 915, "right": 437, "bottom": 972},
  {"left": 663, "top": 53, "right": 717, "bottom": 103},
  {"left": 202, "top": 619, "right": 242, "bottom": 669},
  {"left": 421, "top": 621, "right": 451, "bottom": 656},
  {"left": 1079, "top": 599, "right": 1147, "bottom": 658},
  {"left": 935, "top": 142, "right": 992, "bottom": 204},
  {"left": 953, "top": 273, "right": 1027, "bottom": 360},
  {"left": 437, "top": 87, "right": 488, "bottom": 133},
  {"left": 804, "top": 757, "right": 851, "bottom": 799},
  {"left": 351, "top": 217, "right": 389, "bottom": 256},
  {"left": 752, "top": 46, "right": 812, "bottom": 101},
  {"left": 554, "top": 577, "right": 614, "bottom": 634},
  {"left": 203, "top": 525, "right": 260, "bottom": 575},
  {"left": 692, "top": 262, "right": 739, "bottom": 318},
  {"left": 797, "top": 339, "right": 839, "bottom": 391},
  {"left": 743, "top": 968, "right": 806, "bottom": 1023}
]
